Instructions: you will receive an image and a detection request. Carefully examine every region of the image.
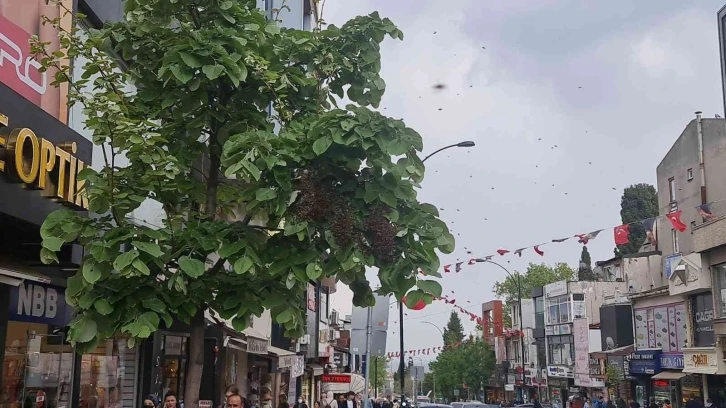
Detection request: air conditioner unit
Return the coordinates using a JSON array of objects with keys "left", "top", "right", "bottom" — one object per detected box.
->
[{"left": 300, "top": 334, "right": 311, "bottom": 345}]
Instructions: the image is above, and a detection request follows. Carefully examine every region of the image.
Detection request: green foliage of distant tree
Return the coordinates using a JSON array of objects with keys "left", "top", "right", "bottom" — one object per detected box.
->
[
  {"left": 34, "top": 1, "right": 454, "bottom": 406},
  {"left": 493, "top": 263, "right": 575, "bottom": 302},
  {"left": 616, "top": 183, "right": 658, "bottom": 255},
  {"left": 428, "top": 336, "right": 495, "bottom": 402},
  {"left": 578, "top": 246, "right": 596, "bottom": 281},
  {"left": 370, "top": 355, "right": 389, "bottom": 394},
  {"left": 443, "top": 311, "right": 465, "bottom": 345}
]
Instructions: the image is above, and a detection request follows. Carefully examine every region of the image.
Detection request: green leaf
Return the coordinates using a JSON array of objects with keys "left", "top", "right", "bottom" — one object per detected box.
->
[
  {"left": 94, "top": 299, "right": 114, "bottom": 315},
  {"left": 219, "top": 241, "right": 246, "bottom": 259},
  {"left": 170, "top": 65, "right": 193, "bottom": 84},
  {"left": 202, "top": 65, "right": 224, "bottom": 80},
  {"left": 179, "top": 256, "right": 205, "bottom": 278},
  {"left": 284, "top": 221, "right": 307, "bottom": 236},
  {"left": 256, "top": 188, "right": 277, "bottom": 201},
  {"left": 179, "top": 51, "right": 203, "bottom": 68},
  {"left": 132, "top": 241, "right": 163, "bottom": 258},
  {"left": 40, "top": 248, "right": 59, "bottom": 264},
  {"left": 306, "top": 263, "right": 322, "bottom": 280},
  {"left": 275, "top": 308, "right": 293, "bottom": 323},
  {"left": 71, "top": 316, "right": 98, "bottom": 343},
  {"left": 241, "top": 160, "right": 261, "bottom": 181},
  {"left": 113, "top": 250, "right": 139, "bottom": 272},
  {"left": 264, "top": 24, "right": 280, "bottom": 35},
  {"left": 417, "top": 280, "right": 443, "bottom": 297},
  {"left": 404, "top": 290, "right": 424, "bottom": 309},
  {"left": 132, "top": 258, "right": 151, "bottom": 275},
  {"left": 220, "top": 0, "right": 234, "bottom": 10},
  {"left": 142, "top": 298, "right": 166, "bottom": 313},
  {"left": 82, "top": 262, "right": 102, "bottom": 284},
  {"left": 232, "top": 315, "right": 250, "bottom": 331},
  {"left": 43, "top": 237, "right": 65, "bottom": 252},
  {"left": 312, "top": 136, "right": 333, "bottom": 155},
  {"left": 233, "top": 256, "right": 254, "bottom": 275}
]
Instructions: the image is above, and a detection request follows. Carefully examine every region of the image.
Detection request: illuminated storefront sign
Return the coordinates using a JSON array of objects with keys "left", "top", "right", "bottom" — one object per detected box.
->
[{"left": 0, "top": 112, "right": 88, "bottom": 209}]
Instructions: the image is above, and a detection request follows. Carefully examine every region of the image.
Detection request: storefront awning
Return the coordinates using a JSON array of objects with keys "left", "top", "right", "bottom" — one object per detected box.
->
[
  {"left": 0, "top": 263, "right": 51, "bottom": 286},
  {"left": 307, "top": 363, "right": 324, "bottom": 376},
  {"left": 651, "top": 371, "right": 686, "bottom": 380},
  {"left": 268, "top": 345, "right": 295, "bottom": 357}
]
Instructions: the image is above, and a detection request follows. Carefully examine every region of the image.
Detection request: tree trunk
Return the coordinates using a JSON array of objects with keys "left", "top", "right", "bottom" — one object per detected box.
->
[{"left": 184, "top": 309, "right": 206, "bottom": 408}]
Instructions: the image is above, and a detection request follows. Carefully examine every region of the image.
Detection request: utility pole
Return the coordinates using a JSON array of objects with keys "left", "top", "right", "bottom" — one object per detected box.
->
[{"left": 363, "top": 307, "right": 373, "bottom": 408}]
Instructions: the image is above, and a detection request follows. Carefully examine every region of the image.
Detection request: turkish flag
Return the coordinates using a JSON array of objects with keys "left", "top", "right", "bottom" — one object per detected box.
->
[
  {"left": 614, "top": 224, "right": 630, "bottom": 245},
  {"left": 497, "top": 249, "right": 509, "bottom": 256},
  {"left": 534, "top": 245, "right": 544, "bottom": 256},
  {"left": 667, "top": 210, "right": 688, "bottom": 232}
]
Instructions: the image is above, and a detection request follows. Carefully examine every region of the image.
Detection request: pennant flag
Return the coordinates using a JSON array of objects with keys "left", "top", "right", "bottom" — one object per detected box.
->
[
  {"left": 485, "top": 255, "right": 493, "bottom": 260},
  {"left": 614, "top": 224, "right": 630, "bottom": 245},
  {"left": 497, "top": 249, "right": 509, "bottom": 256},
  {"left": 468, "top": 258, "right": 477, "bottom": 265},
  {"left": 534, "top": 245, "right": 544, "bottom": 256},
  {"left": 552, "top": 237, "right": 569, "bottom": 243},
  {"left": 696, "top": 204, "right": 716, "bottom": 221},
  {"left": 514, "top": 248, "right": 526, "bottom": 257},
  {"left": 576, "top": 230, "right": 603, "bottom": 245},
  {"left": 642, "top": 217, "right": 658, "bottom": 245},
  {"left": 444, "top": 264, "right": 451, "bottom": 273},
  {"left": 667, "top": 210, "right": 687, "bottom": 232},
  {"left": 455, "top": 262, "right": 464, "bottom": 272}
]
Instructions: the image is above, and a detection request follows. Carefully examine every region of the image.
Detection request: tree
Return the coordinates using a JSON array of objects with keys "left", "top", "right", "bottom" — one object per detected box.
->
[
  {"left": 443, "top": 311, "right": 465, "bottom": 345},
  {"left": 370, "top": 355, "right": 389, "bottom": 394},
  {"left": 617, "top": 183, "right": 658, "bottom": 255},
  {"left": 578, "top": 246, "right": 596, "bottom": 281},
  {"left": 428, "top": 337, "right": 495, "bottom": 402},
  {"left": 34, "top": 2, "right": 454, "bottom": 407},
  {"left": 493, "top": 263, "right": 575, "bottom": 302}
]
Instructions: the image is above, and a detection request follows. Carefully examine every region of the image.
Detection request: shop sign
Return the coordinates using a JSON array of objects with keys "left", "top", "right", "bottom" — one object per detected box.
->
[
  {"left": 545, "top": 281, "right": 568, "bottom": 298},
  {"left": 628, "top": 350, "right": 661, "bottom": 374},
  {"left": 589, "top": 358, "right": 606, "bottom": 377},
  {"left": 0, "top": 113, "right": 89, "bottom": 209},
  {"left": 692, "top": 292, "right": 715, "bottom": 347},
  {"left": 504, "top": 384, "right": 515, "bottom": 391},
  {"left": 683, "top": 350, "right": 719, "bottom": 374},
  {"left": 546, "top": 324, "right": 572, "bottom": 336},
  {"left": 291, "top": 356, "right": 305, "bottom": 377},
  {"left": 547, "top": 365, "right": 574, "bottom": 378},
  {"left": 507, "top": 374, "right": 516, "bottom": 384},
  {"left": 199, "top": 401, "right": 213, "bottom": 408},
  {"left": 575, "top": 374, "right": 605, "bottom": 388},
  {"left": 321, "top": 374, "right": 350, "bottom": 383},
  {"left": 572, "top": 301, "right": 586, "bottom": 319},
  {"left": 569, "top": 387, "right": 580, "bottom": 394},
  {"left": 307, "top": 284, "right": 317, "bottom": 312},
  {"left": 607, "top": 356, "right": 626, "bottom": 380},
  {"left": 247, "top": 337, "right": 269, "bottom": 355},
  {"left": 9, "top": 281, "right": 72, "bottom": 326},
  {"left": 660, "top": 354, "right": 684, "bottom": 369},
  {"left": 653, "top": 380, "right": 669, "bottom": 387}
]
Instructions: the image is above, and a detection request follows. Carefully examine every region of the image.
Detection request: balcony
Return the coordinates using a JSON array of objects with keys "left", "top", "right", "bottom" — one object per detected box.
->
[{"left": 694, "top": 215, "right": 726, "bottom": 253}]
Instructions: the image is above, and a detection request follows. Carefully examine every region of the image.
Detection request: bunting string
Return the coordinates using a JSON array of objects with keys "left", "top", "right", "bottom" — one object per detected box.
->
[{"left": 431, "top": 199, "right": 724, "bottom": 276}]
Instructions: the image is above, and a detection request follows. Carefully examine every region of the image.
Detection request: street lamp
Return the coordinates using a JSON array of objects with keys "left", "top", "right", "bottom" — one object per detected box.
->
[
  {"left": 481, "top": 260, "right": 525, "bottom": 403},
  {"left": 420, "top": 322, "right": 444, "bottom": 402},
  {"left": 399, "top": 141, "right": 474, "bottom": 402}
]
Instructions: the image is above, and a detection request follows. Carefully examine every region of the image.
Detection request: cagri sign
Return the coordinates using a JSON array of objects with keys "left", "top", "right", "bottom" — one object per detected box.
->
[{"left": 0, "top": 112, "right": 89, "bottom": 209}]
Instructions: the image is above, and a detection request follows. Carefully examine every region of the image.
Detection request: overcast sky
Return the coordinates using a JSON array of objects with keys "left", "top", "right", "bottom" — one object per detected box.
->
[{"left": 325, "top": 0, "right": 726, "bottom": 369}]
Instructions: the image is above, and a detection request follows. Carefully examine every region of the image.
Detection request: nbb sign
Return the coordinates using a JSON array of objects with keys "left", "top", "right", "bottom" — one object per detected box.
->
[
  {"left": 9, "top": 281, "right": 73, "bottom": 326},
  {"left": 0, "top": 112, "right": 89, "bottom": 209}
]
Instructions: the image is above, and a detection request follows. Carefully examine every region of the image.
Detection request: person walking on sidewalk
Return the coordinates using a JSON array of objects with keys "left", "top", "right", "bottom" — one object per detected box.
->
[{"left": 294, "top": 397, "right": 309, "bottom": 408}]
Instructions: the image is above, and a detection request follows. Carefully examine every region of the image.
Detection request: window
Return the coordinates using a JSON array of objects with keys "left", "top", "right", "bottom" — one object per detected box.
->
[
  {"left": 546, "top": 295, "right": 571, "bottom": 325},
  {"left": 535, "top": 297, "right": 545, "bottom": 329},
  {"left": 669, "top": 177, "right": 676, "bottom": 202},
  {"left": 716, "top": 264, "right": 726, "bottom": 317},
  {"left": 672, "top": 229, "right": 680, "bottom": 253},
  {"left": 547, "top": 335, "right": 574, "bottom": 365},
  {"left": 511, "top": 304, "right": 519, "bottom": 326},
  {"left": 687, "top": 168, "right": 694, "bottom": 181}
]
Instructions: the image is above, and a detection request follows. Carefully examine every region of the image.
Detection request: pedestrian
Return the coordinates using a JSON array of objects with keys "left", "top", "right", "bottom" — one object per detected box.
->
[
  {"left": 346, "top": 392, "right": 359, "bottom": 408},
  {"left": 648, "top": 398, "right": 658, "bottom": 408},
  {"left": 663, "top": 400, "right": 672, "bottom": 408},
  {"left": 686, "top": 394, "right": 702, "bottom": 408},
  {"left": 707, "top": 399, "right": 717, "bottom": 408},
  {"left": 533, "top": 394, "right": 543, "bottom": 408},
  {"left": 228, "top": 395, "right": 244, "bottom": 408},
  {"left": 617, "top": 399, "right": 626, "bottom": 408},
  {"left": 294, "top": 397, "right": 309, "bottom": 408},
  {"left": 163, "top": 393, "right": 178, "bottom": 408},
  {"left": 630, "top": 399, "right": 641, "bottom": 408},
  {"left": 585, "top": 397, "right": 591, "bottom": 408},
  {"left": 144, "top": 395, "right": 160, "bottom": 408},
  {"left": 597, "top": 397, "right": 605, "bottom": 408},
  {"left": 606, "top": 398, "right": 615, "bottom": 408}
]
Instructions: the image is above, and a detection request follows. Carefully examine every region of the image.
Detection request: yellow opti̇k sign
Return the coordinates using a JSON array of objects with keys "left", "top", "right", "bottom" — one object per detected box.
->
[{"left": 0, "top": 112, "right": 89, "bottom": 209}]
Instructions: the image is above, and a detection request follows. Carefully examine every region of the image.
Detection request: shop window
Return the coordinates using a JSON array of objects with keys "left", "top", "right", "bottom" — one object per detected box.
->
[
  {"left": 1, "top": 321, "right": 74, "bottom": 408},
  {"left": 79, "top": 337, "right": 136, "bottom": 408},
  {"left": 547, "top": 335, "right": 574, "bottom": 365},
  {"left": 692, "top": 292, "right": 715, "bottom": 347}
]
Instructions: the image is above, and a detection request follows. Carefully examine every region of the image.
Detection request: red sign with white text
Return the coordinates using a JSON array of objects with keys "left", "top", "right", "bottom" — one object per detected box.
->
[{"left": 321, "top": 374, "right": 350, "bottom": 384}]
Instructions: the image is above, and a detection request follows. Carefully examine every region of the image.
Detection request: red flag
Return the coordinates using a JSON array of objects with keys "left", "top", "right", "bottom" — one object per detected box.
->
[
  {"left": 485, "top": 255, "right": 493, "bottom": 261},
  {"left": 667, "top": 210, "right": 687, "bottom": 232},
  {"left": 468, "top": 258, "right": 477, "bottom": 265},
  {"left": 534, "top": 245, "right": 544, "bottom": 256},
  {"left": 497, "top": 249, "right": 509, "bottom": 256},
  {"left": 614, "top": 224, "right": 630, "bottom": 245},
  {"left": 444, "top": 264, "right": 451, "bottom": 273}
]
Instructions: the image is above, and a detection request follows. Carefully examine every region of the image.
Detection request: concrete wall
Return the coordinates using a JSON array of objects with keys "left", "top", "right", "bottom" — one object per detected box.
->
[
  {"left": 656, "top": 117, "right": 726, "bottom": 257},
  {"left": 567, "top": 281, "right": 629, "bottom": 324}
]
